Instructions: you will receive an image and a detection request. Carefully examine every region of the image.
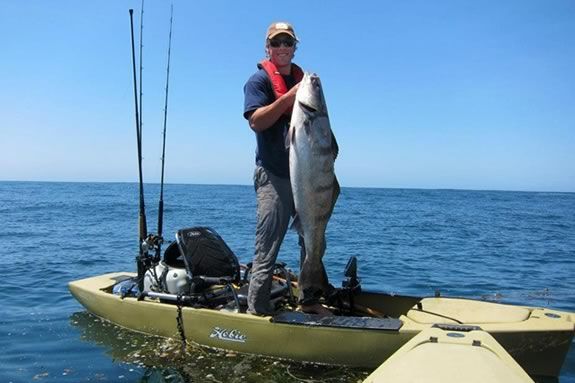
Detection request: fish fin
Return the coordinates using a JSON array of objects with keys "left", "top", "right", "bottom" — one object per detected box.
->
[
  {"left": 290, "top": 214, "right": 303, "bottom": 236},
  {"left": 331, "top": 131, "right": 339, "bottom": 160}
]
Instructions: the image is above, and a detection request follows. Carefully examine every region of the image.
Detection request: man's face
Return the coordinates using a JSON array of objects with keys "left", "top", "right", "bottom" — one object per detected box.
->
[{"left": 267, "top": 34, "right": 296, "bottom": 68}]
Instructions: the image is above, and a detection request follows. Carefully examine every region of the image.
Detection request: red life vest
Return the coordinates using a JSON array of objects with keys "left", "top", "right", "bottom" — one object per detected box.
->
[{"left": 258, "top": 60, "right": 304, "bottom": 103}]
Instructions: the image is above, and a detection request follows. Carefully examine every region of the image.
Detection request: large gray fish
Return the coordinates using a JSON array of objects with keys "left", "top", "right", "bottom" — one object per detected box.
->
[{"left": 288, "top": 72, "right": 339, "bottom": 301}]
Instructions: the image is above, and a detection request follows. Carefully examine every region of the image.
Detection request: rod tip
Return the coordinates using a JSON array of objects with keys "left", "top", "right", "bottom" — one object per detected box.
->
[{"left": 129, "top": 9, "right": 134, "bottom": 14}]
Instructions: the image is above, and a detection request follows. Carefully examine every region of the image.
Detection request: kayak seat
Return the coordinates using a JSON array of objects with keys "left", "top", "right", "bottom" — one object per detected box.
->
[
  {"left": 175, "top": 227, "right": 241, "bottom": 283},
  {"left": 406, "top": 297, "right": 531, "bottom": 324}
]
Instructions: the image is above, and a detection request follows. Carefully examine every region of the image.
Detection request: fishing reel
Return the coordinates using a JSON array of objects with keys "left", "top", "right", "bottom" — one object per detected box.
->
[
  {"left": 135, "top": 234, "right": 166, "bottom": 293},
  {"left": 140, "top": 234, "right": 164, "bottom": 263}
]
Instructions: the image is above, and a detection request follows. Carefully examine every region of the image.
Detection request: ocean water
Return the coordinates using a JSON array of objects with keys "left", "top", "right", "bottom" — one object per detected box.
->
[{"left": 0, "top": 181, "right": 573, "bottom": 382}]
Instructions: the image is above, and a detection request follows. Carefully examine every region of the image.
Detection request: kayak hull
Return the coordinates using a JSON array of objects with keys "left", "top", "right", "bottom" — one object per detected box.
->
[
  {"left": 69, "top": 272, "right": 574, "bottom": 376},
  {"left": 69, "top": 272, "right": 412, "bottom": 367}
]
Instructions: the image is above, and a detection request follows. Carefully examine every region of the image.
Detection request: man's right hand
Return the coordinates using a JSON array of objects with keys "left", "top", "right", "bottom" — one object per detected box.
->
[{"left": 249, "top": 83, "right": 300, "bottom": 133}]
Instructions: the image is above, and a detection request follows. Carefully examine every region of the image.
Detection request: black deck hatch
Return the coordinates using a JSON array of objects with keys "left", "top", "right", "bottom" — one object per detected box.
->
[{"left": 271, "top": 312, "right": 402, "bottom": 331}]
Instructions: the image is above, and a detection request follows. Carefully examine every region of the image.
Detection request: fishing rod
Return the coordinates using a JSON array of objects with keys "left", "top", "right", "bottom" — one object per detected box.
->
[
  {"left": 129, "top": 8, "right": 148, "bottom": 290},
  {"left": 155, "top": 4, "right": 174, "bottom": 260},
  {"left": 138, "top": 0, "right": 144, "bottom": 147}
]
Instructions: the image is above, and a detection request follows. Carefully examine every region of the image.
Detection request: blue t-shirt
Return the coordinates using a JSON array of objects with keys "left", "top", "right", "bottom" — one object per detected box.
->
[{"left": 243, "top": 68, "right": 298, "bottom": 178}]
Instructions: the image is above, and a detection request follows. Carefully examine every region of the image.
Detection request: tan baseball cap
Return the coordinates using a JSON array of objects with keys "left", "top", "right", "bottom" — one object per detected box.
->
[{"left": 266, "top": 22, "right": 298, "bottom": 41}]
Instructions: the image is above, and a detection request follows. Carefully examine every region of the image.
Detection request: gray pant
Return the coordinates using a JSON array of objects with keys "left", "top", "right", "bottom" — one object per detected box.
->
[{"left": 247, "top": 166, "right": 303, "bottom": 314}]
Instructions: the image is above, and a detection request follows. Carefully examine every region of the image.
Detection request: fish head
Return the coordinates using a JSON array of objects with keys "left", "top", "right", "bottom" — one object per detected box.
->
[{"left": 295, "top": 73, "right": 328, "bottom": 116}]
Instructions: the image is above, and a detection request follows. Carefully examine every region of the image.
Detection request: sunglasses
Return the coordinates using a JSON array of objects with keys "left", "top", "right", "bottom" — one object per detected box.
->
[{"left": 269, "top": 38, "right": 295, "bottom": 48}]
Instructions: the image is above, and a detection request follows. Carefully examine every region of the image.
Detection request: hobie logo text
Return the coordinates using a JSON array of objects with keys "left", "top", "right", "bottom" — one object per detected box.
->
[{"left": 209, "top": 327, "right": 247, "bottom": 343}]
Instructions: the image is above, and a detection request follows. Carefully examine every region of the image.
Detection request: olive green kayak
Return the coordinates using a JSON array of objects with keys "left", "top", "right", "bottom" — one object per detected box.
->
[
  {"left": 363, "top": 326, "right": 535, "bottom": 383},
  {"left": 68, "top": 272, "right": 574, "bottom": 377}
]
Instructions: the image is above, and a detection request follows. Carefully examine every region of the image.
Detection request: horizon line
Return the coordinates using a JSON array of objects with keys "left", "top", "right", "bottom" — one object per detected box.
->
[{"left": 0, "top": 179, "right": 573, "bottom": 195}]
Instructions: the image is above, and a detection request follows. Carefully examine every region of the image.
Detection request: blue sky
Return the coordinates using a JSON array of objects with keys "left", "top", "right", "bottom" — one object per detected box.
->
[{"left": 1, "top": 1, "right": 574, "bottom": 192}]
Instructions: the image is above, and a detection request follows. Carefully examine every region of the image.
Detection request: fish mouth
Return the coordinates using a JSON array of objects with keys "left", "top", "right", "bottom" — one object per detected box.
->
[{"left": 298, "top": 101, "right": 318, "bottom": 114}]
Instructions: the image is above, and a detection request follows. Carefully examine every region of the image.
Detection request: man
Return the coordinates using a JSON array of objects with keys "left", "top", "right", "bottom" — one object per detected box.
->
[{"left": 243, "top": 22, "right": 331, "bottom": 316}]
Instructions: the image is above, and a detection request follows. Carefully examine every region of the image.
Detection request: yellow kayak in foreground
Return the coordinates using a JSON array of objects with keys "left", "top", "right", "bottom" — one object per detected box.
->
[{"left": 364, "top": 326, "right": 534, "bottom": 383}]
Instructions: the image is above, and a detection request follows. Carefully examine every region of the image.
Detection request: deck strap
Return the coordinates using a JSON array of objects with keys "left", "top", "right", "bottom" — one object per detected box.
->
[{"left": 271, "top": 312, "right": 403, "bottom": 331}]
